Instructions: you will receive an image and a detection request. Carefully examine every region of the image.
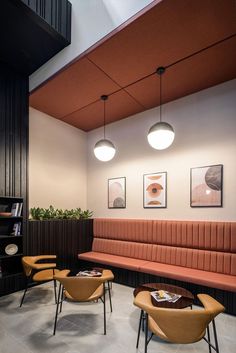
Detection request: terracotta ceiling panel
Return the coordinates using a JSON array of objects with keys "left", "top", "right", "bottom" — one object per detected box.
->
[
  {"left": 87, "top": 0, "right": 236, "bottom": 87},
  {"left": 29, "top": 57, "right": 120, "bottom": 118},
  {"left": 125, "top": 36, "right": 236, "bottom": 109},
  {"left": 29, "top": 1, "right": 236, "bottom": 131},
  {"left": 61, "top": 90, "right": 144, "bottom": 131}
]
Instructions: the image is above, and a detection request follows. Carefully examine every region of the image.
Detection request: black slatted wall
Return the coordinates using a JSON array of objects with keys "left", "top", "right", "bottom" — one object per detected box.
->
[
  {"left": 21, "top": 0, "right": 72, "bottom": 42},
  {"left": 0, "top": 62, "right": 28, "bottom": 295},
  {"left": 26, "top": 219, "right": 93, "bottom": 272},
  {"left": 0, "top": 63, "right": 28, "bottom": 215}
]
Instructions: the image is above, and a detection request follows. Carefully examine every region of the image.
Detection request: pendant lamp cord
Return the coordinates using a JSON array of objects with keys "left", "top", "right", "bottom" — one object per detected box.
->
[
  {"left": 159, "top": 71, "right": 162, "bottom": 123},
  {"left": 103, "top": 98, "right": 106, "bottom": 139},
  {"left": 157, "top": 67, "right": 165, "bottom": 123},
  {"left": 101, "top": 95, "right": 108, "bottom": 139}
]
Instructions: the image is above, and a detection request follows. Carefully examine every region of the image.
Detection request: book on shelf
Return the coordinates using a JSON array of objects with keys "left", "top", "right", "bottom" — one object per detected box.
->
[
  {"left": 10, "top": 203, "right": 23, "bottom": 217},
  {"left": 17, "top": 203, "right": 23, "bottom": 217},
  {"left": 11, "top": 222, "right": 21, "bottom": 236},
  {"left": 151, "top": 290, "right": 182, "bottom": 303},
  {"left": 76, "top": 270, "right": 102, "bottom": 277},
  {"left": 11, "top": 203, "right": 19, "bottom": 217}
]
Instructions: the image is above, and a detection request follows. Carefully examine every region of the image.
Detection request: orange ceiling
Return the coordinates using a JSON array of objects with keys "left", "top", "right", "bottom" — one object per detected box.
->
[{"left": 30, "top": 0, "right": 236, "bottom": 132}]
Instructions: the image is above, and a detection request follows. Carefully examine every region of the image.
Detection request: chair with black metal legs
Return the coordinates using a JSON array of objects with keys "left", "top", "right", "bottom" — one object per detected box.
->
[
  {"left": 134, "top": 291, "right": 225, "bottom": 353},
  {"left": 53, "top": 269, "right": 112, "bottom": 335},
  {"left": 20, "top": 255, "right": 59, "bottom": 307}
]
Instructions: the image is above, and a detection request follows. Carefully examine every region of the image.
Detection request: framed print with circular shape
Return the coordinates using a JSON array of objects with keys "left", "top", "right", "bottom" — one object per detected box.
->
[
  {"left": 190, "top": 164, "right": 223, "bottom": 207},
  {"left": 5, "top": 244, "right": 18, "bottom": 256},
  {"left": 108, "top": 177, "right": 126, "bottom": 209},
  {"left": 143, "top": 172, "right": 167, "bottom": 208}
]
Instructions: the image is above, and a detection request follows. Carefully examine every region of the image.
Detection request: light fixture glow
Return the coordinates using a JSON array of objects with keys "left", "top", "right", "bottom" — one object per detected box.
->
[
  {"left": 94, "top": 139, "right": 116, "bottom": 162},
  {"left": 147, "top": 67, "right": 175, "bottom": 150},
  {"left": 94, "top": 95, "right": 116, "bottom": 162},
  {"left": 148, "top": 122, "right": 175, "bottom": 150}
]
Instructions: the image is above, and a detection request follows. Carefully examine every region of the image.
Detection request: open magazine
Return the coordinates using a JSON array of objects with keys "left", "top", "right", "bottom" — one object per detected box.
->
[
  {"left": 151, "top": 290, "right": 181, "bottom": 303},
  {"left": 76, "top": 270, "right": 102, "bottom": 277}
]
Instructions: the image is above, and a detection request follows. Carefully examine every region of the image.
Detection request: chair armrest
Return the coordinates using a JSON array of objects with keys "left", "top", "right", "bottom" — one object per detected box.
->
[
  {"left": 31, "top": 263, "right": 57, "bottom": 270},
  {"left": 133, "top": 291, "right": 154, "bottom": 313},
  {"left": 54, "top": 270, "right": 70, "bottom": 280},
  {"left": 197, "top": 294, "right": 225, "bottom": 316},
  {"left": 34, "top": 255, "right": 57, "bottom": 262}
]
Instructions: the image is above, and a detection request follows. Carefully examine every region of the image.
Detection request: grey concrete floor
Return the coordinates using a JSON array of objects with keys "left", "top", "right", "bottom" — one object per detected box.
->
[{"left": 0, "top": 282, "right": 235, "bottom": 353}]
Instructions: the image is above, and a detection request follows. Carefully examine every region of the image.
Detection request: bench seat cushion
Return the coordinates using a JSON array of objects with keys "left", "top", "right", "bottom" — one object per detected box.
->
[
  {"left": 140, "top": 261, "right": 236, "bottom": 292},
  {"left": 78, "top": 251, "right": 149, "bottom": 271}
]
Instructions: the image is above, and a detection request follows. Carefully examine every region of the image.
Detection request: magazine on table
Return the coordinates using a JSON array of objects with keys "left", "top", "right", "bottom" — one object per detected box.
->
[
  {"left": 76, "top": 270, "right": 102, "bottom": 277},
  {"left": 151, "top": 290, "right": 181, "bottom": 303}
]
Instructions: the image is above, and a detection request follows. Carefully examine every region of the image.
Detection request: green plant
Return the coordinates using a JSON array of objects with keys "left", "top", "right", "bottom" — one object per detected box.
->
[{"left": 30, "top": 205, "right": 93, "bottom": 220}]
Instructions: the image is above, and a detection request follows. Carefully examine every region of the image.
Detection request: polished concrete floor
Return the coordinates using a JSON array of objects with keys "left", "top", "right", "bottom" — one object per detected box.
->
[{"left": 0, "top": 282, "right": 235, "bottom": 353}]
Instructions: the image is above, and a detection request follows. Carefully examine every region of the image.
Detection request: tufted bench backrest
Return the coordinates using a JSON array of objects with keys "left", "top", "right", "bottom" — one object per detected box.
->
[{"left": 92, "top": 218, "right": 236, "bottom": 275}]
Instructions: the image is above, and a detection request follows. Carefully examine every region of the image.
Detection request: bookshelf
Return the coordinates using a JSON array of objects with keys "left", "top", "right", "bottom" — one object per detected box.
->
[{"left": 0, "top": 196, "right": 24, "bottom": 278}]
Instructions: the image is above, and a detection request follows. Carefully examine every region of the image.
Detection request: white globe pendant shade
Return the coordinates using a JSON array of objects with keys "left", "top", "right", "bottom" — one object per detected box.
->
[
  {"left": 94, "top": 139, "right": 116, "bottom": 162},
  {"left": 147, "top": 121, "right": 175, "bottom": 150}
]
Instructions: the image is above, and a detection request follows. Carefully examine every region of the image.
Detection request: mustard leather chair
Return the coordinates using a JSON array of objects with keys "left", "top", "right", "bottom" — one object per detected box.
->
[
  {"left": 20, "top": 255, "right": 59, "bottom": 307},
  {"left": 134, "top": 291, "right": 225, "bottom": 353},
  {"left": 53, "top": 269, "right": 113, "bottom": 335}
]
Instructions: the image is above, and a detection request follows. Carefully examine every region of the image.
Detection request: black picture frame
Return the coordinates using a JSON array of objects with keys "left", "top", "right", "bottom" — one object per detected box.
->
[
  {"left": 143, "top": 172, "right": 167, "bottom": 208},
  {"left": 108, "top": 177, "right": 126, "bottom": 209},
  {"left": 190, "top": 164, "right": 223, "bottom": 207}
]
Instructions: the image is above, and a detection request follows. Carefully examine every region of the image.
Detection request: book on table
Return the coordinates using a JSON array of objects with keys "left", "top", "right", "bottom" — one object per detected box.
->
[
  {"left": 151, "top": 290, "right": 182, "bottom": 303},
  {"left": 76, "top": 270, "right": 102, "bottom": 277}
]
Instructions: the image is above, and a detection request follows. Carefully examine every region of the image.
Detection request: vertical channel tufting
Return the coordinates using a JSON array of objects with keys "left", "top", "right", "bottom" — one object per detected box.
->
[
  {"left": 92, "top": 219, "right": 235, "bottom": 276},
  {"left": 93, "top": 218, "right": 153, "bottom": 242},
  {"left": 231, "top": 223, "right": 236, "bottom": 252}
]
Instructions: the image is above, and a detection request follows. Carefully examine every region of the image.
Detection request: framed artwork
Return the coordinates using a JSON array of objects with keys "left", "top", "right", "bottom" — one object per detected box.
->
[
  {"left": 108, "top": 177, "right": 126, "bottom": 208},
  {"left": 190, "top": 164, "right": 223, "bottom": 207},
  {"left": 143, "top": 172, "right": 167, "bottom": 208}
]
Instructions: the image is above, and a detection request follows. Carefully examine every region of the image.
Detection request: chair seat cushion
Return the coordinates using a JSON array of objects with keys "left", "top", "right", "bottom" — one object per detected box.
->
[
  {"left": 140, "top": 262, "right": 236, "bottom": 292},
  {"left": 78, "top": 251, "right": 148, "bottom": 271},
  {"left": 33, "top": 268, "right": 59, "bottom": 282}
]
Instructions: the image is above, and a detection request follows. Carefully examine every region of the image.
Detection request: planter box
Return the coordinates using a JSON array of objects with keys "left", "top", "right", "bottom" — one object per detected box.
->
[{"left": 25, "top": 219, "right": 93, "bottom": 272}]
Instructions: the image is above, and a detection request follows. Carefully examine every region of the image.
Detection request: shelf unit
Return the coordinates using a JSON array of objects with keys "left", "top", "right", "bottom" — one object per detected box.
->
[{"left": 0, "top": 196, "right": 24, "bottom": 279}]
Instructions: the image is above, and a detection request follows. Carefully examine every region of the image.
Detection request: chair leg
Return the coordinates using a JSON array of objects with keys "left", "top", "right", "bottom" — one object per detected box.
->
[
  {"left": 207, "top": 325, "right": 212, "bottom": 353},
  {"left": 107, "top": 281, "right": 113, "bottom": 312},
  {"left": 136, "top": 309, "right": 143, "bottom": 348},
  {"left": 60, "top": 286, "right": 64, "bottom": 313},
  {"left": 212, "top": 319, "right": 220, "bottom": 353},
  {"left": 144, "top": 312, "right": 148, "bottom": 353},
  {"left": 53, "top": 279, "right": 57, "bottom": 304},
  {"left": 103, "top": 282, "right": 106, "bottom": 335},
  {"left": 20, "top": 278, "right": 28, "bottom": 307},
  {"left": 53, "top": 283, "right": 62, "bottom": 335}
]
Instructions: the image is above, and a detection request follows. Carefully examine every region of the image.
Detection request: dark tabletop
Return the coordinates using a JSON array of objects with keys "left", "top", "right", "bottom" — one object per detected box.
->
[{"left": 134, "top": 283, "right": 194, "bottom": 309}]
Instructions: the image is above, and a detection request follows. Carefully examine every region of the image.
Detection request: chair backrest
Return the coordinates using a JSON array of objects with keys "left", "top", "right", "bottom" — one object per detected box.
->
[
  {"left": 55, "top": 275, "right": 104, "bottom": 301},
  {"left": 22, "top": 255, "right": 57, "bottom": 277},
  {"left": 149, "top": 307, "right": 213, "bottom": 343},
  {"left": 22, "top": 256, "right": 35, "bottom": 277},
  {"left": 134, "top": 292, "right": 225, "bottom": 344}
]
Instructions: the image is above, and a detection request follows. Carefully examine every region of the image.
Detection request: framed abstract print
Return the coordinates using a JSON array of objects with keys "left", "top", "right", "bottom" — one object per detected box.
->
[
  {"left": 143, "top": 172, "right": 167, "bottom": 208},
  {"left": 108, "top": 177, "right": 126, "bottom": 208},
  {"left": 190, "top": 164, "right": 223, "bottom": 207}
]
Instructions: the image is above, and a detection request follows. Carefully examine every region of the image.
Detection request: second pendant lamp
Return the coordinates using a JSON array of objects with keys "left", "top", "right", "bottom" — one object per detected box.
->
[
  {"left": 147, "top": 67, "right": 175, "bottom": 150},
  {"left": 94, "top": 95, "right": 116, "bottom": 162}
]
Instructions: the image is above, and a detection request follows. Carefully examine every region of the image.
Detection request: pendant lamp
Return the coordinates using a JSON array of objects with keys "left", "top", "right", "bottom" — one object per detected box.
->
[
  {"left": 94, "top": 95, "right": 116, "bottom": 162},
  {"left": 147, "top": 67, "right": 175, "bottom": 150}
]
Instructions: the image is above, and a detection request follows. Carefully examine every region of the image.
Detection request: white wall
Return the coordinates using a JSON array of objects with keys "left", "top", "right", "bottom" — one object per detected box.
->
[
  {"left": 29, "top": 0, "right": 155, "bottom": 91},
  {"left": 29, "top": 108, "right": 87, "bottom": 210},
  {"left": 87, "top": 79, "right": 236, "bottom": 221}
]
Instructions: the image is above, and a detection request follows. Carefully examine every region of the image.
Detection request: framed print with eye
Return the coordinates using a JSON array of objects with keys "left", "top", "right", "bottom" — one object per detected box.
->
[
  {"left": 108, "top": 177, "right": 126, "bottom": 208},
  {"left": 143, "top": 172, "right": 167, "bottom": 208},
  {"left": 190, "top": 164, "right": 223, "bottom": 207}
]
